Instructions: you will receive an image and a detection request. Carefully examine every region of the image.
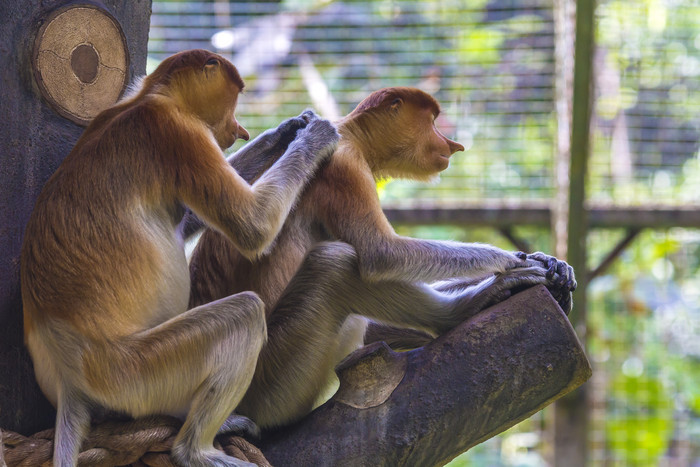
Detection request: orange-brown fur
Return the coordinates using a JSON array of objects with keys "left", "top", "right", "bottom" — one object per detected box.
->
[
  {"left": 21, "top": 49, "right": 337, "bottom": 467},
  {"left": 190, "top": 88, "right": 462, "bottom": 312},
  {"left": 188, "top": 87, "right": 575, "bottom": 429}
]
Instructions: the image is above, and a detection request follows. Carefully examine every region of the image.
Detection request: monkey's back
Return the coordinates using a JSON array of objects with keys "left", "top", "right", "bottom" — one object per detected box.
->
[
  {"left": 21, "top": 102, "right": 190, "bottom": 341},
  {"left": 189, "top": 202, "right": 321, "bottom": 313},
  {"left": 188, "top": 146, "right": 365, "bottom": 313}
]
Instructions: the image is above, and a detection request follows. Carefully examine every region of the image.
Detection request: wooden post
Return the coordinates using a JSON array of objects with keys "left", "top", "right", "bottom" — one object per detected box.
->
[
  {"left": 552, "top": 0, "right": 595, "bottom": 465},
  {"left": 0, "top": 0, "right": 151, "bottom": 435}
]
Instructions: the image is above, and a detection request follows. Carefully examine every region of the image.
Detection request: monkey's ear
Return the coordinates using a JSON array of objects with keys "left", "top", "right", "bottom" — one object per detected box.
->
[
  {"left": 389, "top": 97, "right": 403, "bottom": 112},
  {"left": 204, "top": 58, "right": 220, "bottom": 77}
]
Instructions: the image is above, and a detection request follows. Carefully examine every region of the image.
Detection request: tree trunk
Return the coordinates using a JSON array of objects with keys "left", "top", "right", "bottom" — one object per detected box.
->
[{"left": 0, "top": 0, "right": 151, "bottom": 435}]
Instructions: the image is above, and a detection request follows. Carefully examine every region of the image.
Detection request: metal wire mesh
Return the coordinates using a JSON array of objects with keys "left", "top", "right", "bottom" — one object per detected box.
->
[
  {"left": 148, "top": 0, "right": 558, "bottom": 204},
  {"left": 146, "top": 1, "right": 700, "bottom": 465}
]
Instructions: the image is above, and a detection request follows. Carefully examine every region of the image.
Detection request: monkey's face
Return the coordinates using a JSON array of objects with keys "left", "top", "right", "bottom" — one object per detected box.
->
[
  {"left": 182, "top": 56, "right": 250, "bottom": 149},
  {"left": 409, "top": 106, "right": 465, "bottom": 176},
  {"left": 212, "top": 93, "right": 249, "bottom": 149},
  {"left": 203, "top": 67, "right": 249, "bottom": 149}
]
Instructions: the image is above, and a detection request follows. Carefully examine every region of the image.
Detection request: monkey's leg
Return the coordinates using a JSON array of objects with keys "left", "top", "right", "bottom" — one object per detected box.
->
[
  {"left": 363, "top": 321, "right": 435, "bottom": 350},
  {"left": 237, "top": 242, "right": 460, "bottom": 427},
  {"left": 238, "top": 243, "right": 558, "bottom": 429},
  {"left": 364, "top": 269, "right": 561, "bottom": 351},
  {"left": 81, "top": 292, "right": 265, "bottom": 467}
]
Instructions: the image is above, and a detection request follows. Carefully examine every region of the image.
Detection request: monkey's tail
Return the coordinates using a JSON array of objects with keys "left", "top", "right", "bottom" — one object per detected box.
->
[{"left": 53, "top": 388, "right": 91, "bottom": 467}]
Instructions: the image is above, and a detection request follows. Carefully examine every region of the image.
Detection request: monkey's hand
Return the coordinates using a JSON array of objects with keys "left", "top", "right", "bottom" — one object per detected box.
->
[
  {"left": 226, "top": 110, "right": 320, "bottom": 181},
  {"left": 290, "top": 117, "right": 339, "bottom": 166},
  {"left": 513, "top": 251, "right": 576, "bottom": 292},
  {"left": 274, "top": 109, "right": 320, "bottom": 148},
  {"left": 511, "top": 252, "right": 575, "bottom": 314}
]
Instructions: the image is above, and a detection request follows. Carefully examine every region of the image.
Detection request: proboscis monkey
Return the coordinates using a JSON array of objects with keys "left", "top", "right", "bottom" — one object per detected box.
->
[
  {"left": 186, "top": 87, "right": 576, "bottom": 429},
  {"left": 21, "top": 49, "right": 338, "bottom": 467}
]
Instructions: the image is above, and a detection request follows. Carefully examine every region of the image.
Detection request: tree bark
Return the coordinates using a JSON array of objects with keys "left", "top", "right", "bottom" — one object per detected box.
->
[
  {"left": 0, "top": 0, "right": 151, "bottom": 435},
  {"left": 260, "top": 285, "right": 591, "bottom": 466}
]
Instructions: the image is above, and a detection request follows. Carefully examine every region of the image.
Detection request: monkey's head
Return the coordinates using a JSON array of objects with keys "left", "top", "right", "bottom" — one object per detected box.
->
[
  {"left": 146, "top": 49, "right": 250, "bottom": 149},
  {"left": 342, "top": 87, "right": 464, "bottom": 181}
]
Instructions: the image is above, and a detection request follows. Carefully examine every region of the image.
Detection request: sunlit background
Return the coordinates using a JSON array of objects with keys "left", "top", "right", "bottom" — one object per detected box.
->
[{"left": 148, "top": 0, "right": 700, "bottom": 465}]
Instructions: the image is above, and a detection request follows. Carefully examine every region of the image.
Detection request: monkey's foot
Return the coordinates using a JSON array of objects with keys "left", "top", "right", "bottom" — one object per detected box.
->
[
  {"left": 508, "top": 267, "right": 573, "bottom": 315},
  {"left": 545, "top": 281, "right": 573, "bottom": 315},
  {"left": 217, "top": 414, "right": 261, "bottom": 439},
  {"left": 171, "top": 445, "right": 256, "bottom": 467}
]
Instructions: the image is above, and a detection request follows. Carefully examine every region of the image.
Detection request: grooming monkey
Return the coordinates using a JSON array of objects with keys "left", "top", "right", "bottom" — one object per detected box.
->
[
  {"left": 21, "top": 49, "right": 338, "bottom": 467},
  {"left": 186, "top": 87, "right": 576, "bottom": 429}
]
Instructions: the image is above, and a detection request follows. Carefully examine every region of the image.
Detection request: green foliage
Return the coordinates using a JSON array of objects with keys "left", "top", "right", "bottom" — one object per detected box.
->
[
  {"left": 607, "top": 374, "right": 673, "bottom": 464},
  {"left": 606, "top": 416, "right": 671, "bottom": 466},
  {"left": 588, "top": 228, "right": 700, "bottom": 465}
]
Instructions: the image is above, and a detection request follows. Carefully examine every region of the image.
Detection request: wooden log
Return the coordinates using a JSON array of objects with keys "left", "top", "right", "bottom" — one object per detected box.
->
[{"left": 260, "top": 285, "right": 591, "bottom": 466}]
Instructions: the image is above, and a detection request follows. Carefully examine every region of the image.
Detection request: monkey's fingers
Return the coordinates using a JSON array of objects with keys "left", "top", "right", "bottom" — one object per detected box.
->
[
  {"left": 514, "top": 251, "right": 528, "bottom": 261},
  {"left": 298, "top": 108, "right": 319, "bottom": 124},
  {"left": 526, "top": 252, "right": 571, "bottom": 281},
  {"left": 561, "top": 263, "right": 577, "bottom": 291},
  {"left": 296, "top": 118, "right": 340, "bottom": 163},
  {"left": 276, "top": 110, "right": 320, "bottom": 146},
  {"left": 549, "top": 259, "right": 576, "bottom": 291}
]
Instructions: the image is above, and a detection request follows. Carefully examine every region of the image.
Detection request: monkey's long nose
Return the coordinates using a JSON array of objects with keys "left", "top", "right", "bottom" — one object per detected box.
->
[
  {"left": 448, "top": 139, "right": 465, "bottom": 154},
  {"left": 237, "top": 124, "right": 250, "bottom": 141}
]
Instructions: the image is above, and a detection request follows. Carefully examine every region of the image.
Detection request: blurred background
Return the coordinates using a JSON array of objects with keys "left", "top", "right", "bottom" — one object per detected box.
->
[{"left": 147, "top": 0, "right": 699, "bottom": 465}]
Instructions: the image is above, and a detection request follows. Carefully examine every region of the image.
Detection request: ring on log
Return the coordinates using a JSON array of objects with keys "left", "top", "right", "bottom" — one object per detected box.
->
[{"left": 32, "top": 3, "right": 129, "bottom": 125}]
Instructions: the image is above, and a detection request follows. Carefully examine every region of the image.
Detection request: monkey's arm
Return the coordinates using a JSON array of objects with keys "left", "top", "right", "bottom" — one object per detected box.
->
[
  {"left": 181, "top": 118, "right": 338, "bottom": 258},
  {"left": 227, "top": 110, "right": 320, "bottom": 183},
  {"left": 179, "top": 110, "right": 320, "bottom": 240},
  {"left": 319, "top": 165, "right": 574, "bottom": 288}
]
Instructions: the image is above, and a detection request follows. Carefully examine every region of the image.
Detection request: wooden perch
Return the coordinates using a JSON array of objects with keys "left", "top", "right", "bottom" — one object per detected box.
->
[
  {"left": 259, "top": 285, "right": 591, "bottom": 466},
  {"left": 1, "top": 285, "right": 590, "bottom": 467}
]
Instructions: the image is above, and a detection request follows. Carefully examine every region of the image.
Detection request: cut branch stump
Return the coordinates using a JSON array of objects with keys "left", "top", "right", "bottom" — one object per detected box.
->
[{"left": 260, "top": 284, "right": 591, "bottom": 466}]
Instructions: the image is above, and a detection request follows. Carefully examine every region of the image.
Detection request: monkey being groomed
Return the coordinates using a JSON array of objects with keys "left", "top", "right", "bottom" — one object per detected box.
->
[
  {"left": 21, "top": 49, "right": 339, "bottom": 467},
  {"left": 185, "top": 87, "right": 577, "bottom": 431}
]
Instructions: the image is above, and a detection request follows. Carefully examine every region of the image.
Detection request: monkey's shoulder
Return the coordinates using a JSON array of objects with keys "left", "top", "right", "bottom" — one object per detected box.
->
[{"left": 316, "top": 152, "right": 374, "bottom": 194}]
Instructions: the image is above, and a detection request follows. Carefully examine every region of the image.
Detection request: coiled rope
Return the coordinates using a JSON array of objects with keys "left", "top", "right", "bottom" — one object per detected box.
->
[{"left": 1, "top": 415, "right": 271, "bottom": 467}]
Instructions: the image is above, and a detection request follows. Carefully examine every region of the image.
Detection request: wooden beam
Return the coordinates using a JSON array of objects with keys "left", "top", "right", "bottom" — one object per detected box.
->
[
  {"left": 588, "top": 228, "right": 642, "bottom": 280},
  {"left": 498, "top": 227, "right": 532, "bottom": 253},
  {"left": 383, "top": 203, "right": 551, "bottom": 227},
  {"left": 555, "top": 0, "right": 596, "bottom": 462},
  {"left": 588, "top": 206, "right": 700, "bottom": 228},
  {"left": 383, "top": 204, "right": 700, "bottom": 229}
]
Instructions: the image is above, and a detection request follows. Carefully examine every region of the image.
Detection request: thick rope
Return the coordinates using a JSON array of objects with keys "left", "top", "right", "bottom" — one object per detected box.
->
[{"left": 1, "top": 416, "right": 271, "bottom": 467}]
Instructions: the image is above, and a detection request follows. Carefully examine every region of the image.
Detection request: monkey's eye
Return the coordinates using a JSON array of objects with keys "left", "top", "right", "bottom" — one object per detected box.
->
[{"left": 205, "top": 58, "right": 219, "bottom": 67}]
